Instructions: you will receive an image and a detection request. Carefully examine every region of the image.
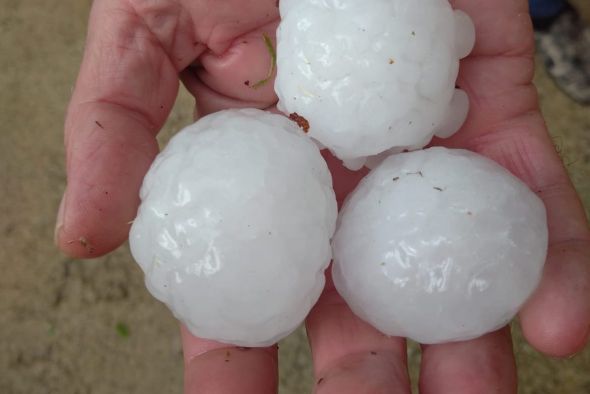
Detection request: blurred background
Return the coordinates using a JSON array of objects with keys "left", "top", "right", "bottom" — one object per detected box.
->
[{"left": 1, "top": 0, "right": 589, "bottom": 393}]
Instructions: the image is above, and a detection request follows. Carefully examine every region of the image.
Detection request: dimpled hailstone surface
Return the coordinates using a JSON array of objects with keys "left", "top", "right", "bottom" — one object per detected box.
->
[
  {"left": 275, "top": 0, "right": 475, "bottom": 168},
  {"left": 332, "top": 148, "right": 548, "bottom": 344},
  {"left": 129, "top": 109, "right": 337, "bottom": 347}
]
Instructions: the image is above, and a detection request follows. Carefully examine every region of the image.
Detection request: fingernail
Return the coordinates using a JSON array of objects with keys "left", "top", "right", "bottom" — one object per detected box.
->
[{"left": 54, "top": 192, "right": 66, "bottom": 245}]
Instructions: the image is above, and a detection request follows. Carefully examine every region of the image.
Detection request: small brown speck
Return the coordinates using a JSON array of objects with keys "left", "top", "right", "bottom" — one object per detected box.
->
[
  {"left": 244, "top": 80, "right": 250, "bottom": 86},
  {"left": 389, "top": 58, "right": 395, "bottom": 64},
  {"left": 317, "top": 378, "right": 324, "bottom": 385},
  {"left": 79, "top": 237, "right": 88, "bottom": 247},
  {"left": 160, "top": 105, "right": 164, "bottom": 109},
  {"left": 411, "top": 31, "right": 416, "bottom": 36},
  {"left": 393, "top": 177, "right": 400, "bottom": 182},
  {"left": 433, "top": 187, "right": 444, "bottom": 192},
  {"left": 95, "top": 121, "right": 104, "bottom": 129},
  {"left": 289, "top": 113, "right": 310, "bottom": 133},
  {"left": 370, "top": 351, "right": 377, "bottom": 355},
  {"left": 467, "top": 211, "right": 473, "bottom": 216}
]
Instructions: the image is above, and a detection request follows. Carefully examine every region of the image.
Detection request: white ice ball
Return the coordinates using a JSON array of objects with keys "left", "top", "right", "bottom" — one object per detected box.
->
[
  {"left": 332, "top": 148, "right": 548, "bottom": 344},
  {"left": 275, "top": 0, "right": 475, "bottom": 167},
  {"left": 129, "top": 109, "right": 337, "bottom": 347}
]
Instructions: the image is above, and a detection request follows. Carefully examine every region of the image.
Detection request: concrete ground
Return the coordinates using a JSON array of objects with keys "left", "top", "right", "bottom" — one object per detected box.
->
[{"left": 0, "top": 0, "right": 588, "bottom": 393}]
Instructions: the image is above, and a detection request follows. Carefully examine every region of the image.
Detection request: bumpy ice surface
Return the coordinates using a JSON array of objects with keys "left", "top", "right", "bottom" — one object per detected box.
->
[
  {"left": 275, "top": 0, "right": 475, "bottom": 168},
  {"left": 332, "top": 148, "right": 548, "bottom": 344},
  {"left": 129, "top": 109, "right": 337, "bottom": 347}
]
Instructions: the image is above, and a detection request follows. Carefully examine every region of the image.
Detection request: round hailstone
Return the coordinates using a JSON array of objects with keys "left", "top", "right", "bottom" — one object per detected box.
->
[
  {"left": 332, "top": 148, "right": 548, "bottom": 344},
  {"left": 129, "top": 109, "right": 337, "bottom": 347},
  {"left": 275, "top": 0, "right": 475, "bottom": 169}
]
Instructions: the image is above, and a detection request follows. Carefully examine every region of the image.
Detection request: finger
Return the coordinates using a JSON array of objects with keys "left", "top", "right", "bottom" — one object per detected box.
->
[
  {"left": 460, "top": 112, "right": 590, "bottom": 357},
  {"left": 181, "top": 326, "right": 278, "bottom": 394},
  {"left": 445, "top": 0, "right": 590, "bottom": 357},
  {"left": 55, "top": 0, "right": 193, "bottom": 257},
  {"left": 306, "top": 272, "right": 410, "bottom": 394},
  {"left": 450, "top": 0, "right": 533, "bottom": 58},
  {"left": 182, "top": 21, "right": 279, "bottom": 117},
  {"left": 419, "top": 327, "right": 517, "bottom": 394},
  {"left": 181, "top": 70, "right": 272, "bottom": 117},
  {"left": 432, "top": 0, "right": 535, "bottom": 151},
  {"left": 437, "top": 0, "right": 537, "bottom": 146},
  {"left": 56, "top": 0, "right": 280, "bottom": 257},
  {"left": 521, "top": 240, "right": 590, "bottom": 356}
]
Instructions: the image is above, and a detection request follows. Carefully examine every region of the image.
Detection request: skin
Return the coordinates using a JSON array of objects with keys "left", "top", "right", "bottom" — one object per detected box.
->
[{"left": 55, "top": 0, "right": 590, "bottom": 392}]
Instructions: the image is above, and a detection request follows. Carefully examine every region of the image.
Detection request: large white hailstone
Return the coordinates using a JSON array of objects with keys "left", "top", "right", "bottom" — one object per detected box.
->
[
  {"left": 275, "top": 0, "right": 475, "bottom": 169},
  {"left": 129, "top": 109, "right": 337, "bottom": 347},
  {"left": 332, "top": 148, "right": 548, "bottom": 344}
]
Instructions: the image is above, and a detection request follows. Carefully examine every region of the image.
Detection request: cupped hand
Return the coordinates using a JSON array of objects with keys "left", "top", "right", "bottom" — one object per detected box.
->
[{"left": 56, "top": 0, "right": 590, "bottom": 393}]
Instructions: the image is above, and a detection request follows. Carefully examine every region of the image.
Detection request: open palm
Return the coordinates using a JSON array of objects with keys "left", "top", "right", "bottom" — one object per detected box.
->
[{"left": 56, "top": 0, "right": 589, "bottom": 392}]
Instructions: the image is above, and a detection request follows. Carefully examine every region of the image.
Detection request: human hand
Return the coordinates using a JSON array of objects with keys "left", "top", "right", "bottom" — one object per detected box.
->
[{"left": 55, "top": 0, "right": 589, "bottom": 393}]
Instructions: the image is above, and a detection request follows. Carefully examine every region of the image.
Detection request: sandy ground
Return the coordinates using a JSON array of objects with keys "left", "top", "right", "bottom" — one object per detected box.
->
[{"left": 1, "top": 0, "right": 589, "bottom": 393}]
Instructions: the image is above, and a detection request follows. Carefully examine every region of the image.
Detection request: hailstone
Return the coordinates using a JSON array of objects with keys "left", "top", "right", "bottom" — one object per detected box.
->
[
  {"left": 275, "top": 0, "right": 475, "bottom": 169},
  {"left": 332, "top": 148, "right": 548, "bottom": 344},
  {"left": 129, "top": 109, "right": 337, "bottom": 347}
]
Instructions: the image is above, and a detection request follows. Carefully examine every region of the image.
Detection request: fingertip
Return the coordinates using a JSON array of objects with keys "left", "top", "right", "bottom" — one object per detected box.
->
[
  {"left": 519, "top": 240, "right": 590, "bottom": 357},
  {"left": 521, "top": 315, "right": 589, "bottom": 358},
  {"left": 196, "top": 28, "right": 278, "bottom": 104},
  {"left": 182, "top": 21, "right": 280, "bottom": 118},
  {"left": 53, "top": 190, "right": 112, "bottom": 259},
  {"left": 54, "top": 169, "right": 149, "bottom": 259},
  {"left": 55, "top": 221, "right": 129, "bottom": 259},
  {"left": 520, "top": 292, "right": 590, "bottom": 358}
]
